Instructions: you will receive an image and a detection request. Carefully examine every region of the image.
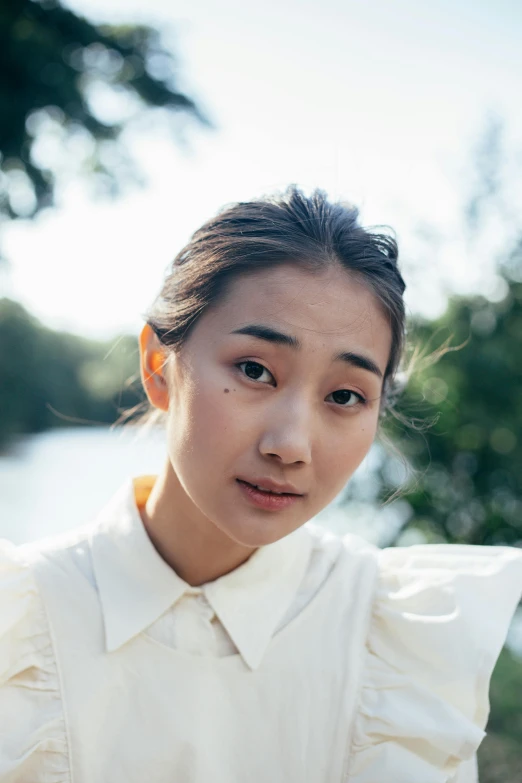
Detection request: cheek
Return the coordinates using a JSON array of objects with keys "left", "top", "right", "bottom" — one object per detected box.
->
[
  {"left": 319, "top": 414, "right": 379, "bottom": 487},
  {"left": 350, "top": 410, "right": 380, "bottom": 456},
  {"left": 169, "top": 375, "right": 250, "bottom": 461}
]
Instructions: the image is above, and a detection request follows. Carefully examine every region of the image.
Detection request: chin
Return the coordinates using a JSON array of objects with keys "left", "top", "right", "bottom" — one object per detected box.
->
[{"left": 219, "top": 515, "right": 300, "bottom": 548}]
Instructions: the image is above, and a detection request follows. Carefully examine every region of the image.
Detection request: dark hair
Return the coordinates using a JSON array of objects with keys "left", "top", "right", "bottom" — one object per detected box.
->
[{"left": 126, "top": 185, "right": 409, "bottom": 432}]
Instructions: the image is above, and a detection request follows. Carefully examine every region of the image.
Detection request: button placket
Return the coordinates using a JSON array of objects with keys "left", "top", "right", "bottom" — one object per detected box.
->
[{"left": 174, "top": 593, "right": 218, "bottom": 655}]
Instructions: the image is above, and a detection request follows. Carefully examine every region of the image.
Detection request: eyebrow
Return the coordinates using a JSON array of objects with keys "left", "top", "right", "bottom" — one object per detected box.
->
[{"left": 230, "top": 324, "right": 383, "bottom": 380}]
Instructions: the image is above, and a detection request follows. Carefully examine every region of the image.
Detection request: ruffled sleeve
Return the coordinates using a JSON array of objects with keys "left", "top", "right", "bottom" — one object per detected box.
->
[
  {"left": 348, "top": 544, "right": 522, "bottom": 783},
  {"left": 0, "top": 539, "right": 69, "bottom": 782}
]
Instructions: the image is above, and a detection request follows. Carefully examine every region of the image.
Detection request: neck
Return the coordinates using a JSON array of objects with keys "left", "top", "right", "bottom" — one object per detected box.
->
[{"left": 140, "top": 460, "right": 257, "bottom": 586}]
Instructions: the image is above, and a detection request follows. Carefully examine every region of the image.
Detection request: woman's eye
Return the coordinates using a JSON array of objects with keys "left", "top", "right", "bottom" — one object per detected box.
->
[
  {"left": 327, "top": 389, "right": 365, "bottom": 408},
  {"left": 237, "top": 361, "right": 275, "bottom": 385}
]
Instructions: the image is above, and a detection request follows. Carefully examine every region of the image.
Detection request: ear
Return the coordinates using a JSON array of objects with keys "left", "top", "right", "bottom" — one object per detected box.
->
[{"left": 139, "top": 324, "right": 170, "bottom": 412}]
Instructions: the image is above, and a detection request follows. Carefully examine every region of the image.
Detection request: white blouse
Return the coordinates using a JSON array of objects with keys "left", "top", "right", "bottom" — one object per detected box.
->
[{"left": 1, "top": 475, "right": 521, "bottom": 783}]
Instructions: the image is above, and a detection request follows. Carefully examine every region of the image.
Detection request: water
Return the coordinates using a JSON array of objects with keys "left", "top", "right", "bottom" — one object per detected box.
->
[{"left": 0, "top": 426, "right": 168, "bottom": 544}]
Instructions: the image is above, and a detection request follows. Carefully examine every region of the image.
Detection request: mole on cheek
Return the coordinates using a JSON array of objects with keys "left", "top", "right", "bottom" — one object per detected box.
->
[{"left": 224, "top": 388, "right": 229, "bottom": 393}]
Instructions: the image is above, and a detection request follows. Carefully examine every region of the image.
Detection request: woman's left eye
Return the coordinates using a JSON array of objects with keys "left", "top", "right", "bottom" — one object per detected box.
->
[
  {"left": 237, "top": 361, "right": 366, "bottom": 408},
  {"left": 326, "top": 389, "right": 366, "bottom": 408}
]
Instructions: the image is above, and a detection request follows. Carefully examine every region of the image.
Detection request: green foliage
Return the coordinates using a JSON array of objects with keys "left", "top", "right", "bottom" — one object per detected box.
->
[
  {"left": 376, "top": 119, "right": 522, "bottom": 548},
  {"left": 477, "top": 732, "right": 522, "bottom": 783},
  {"left": 383, "top": 276, "right": 522, "bottom": 546},
  {"left": 478, "top": 647, "right": 522, "bottom": 781},
  {"left": 0, "top": 0, "right": 208, "bottom": 220},
  {"left": 486, "top": 646, "right": 522, "bottom": 742},
  {"left": 0, "top": 297, "right": 143, "bottom": 448}
]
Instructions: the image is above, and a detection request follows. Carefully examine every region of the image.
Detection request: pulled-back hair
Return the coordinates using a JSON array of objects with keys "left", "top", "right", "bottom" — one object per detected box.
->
[{"left": 126, "top": 186, "right": 408, "bottom": 431}]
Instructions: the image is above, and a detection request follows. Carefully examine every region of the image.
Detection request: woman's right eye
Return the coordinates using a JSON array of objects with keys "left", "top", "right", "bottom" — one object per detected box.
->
[{"left": 236, "top": 361, "right": 275, "bottom": 385}]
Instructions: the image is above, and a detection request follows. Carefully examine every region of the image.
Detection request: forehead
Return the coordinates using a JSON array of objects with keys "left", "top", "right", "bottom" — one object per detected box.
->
[
  {"left": 200, "top": 263, "right": 392, "bottom": 364},
  {"left": 211, "top": 264, "right": 388, "bottom": 335}
]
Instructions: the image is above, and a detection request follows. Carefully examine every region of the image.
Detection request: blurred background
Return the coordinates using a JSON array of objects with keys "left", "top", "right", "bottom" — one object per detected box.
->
[{"left": 1, "top": 0, "right": 521, "bottom": 778}]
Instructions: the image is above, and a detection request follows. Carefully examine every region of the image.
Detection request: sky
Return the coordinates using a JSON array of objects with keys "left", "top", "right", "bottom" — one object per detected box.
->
[{"left": 2, "top": 0, "right": 522, "bottom": 339}]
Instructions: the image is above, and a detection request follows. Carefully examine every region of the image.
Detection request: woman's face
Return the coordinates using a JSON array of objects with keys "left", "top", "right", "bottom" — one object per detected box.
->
[{"left": 143, "top": 263, "right": 392, "bottom": 547}]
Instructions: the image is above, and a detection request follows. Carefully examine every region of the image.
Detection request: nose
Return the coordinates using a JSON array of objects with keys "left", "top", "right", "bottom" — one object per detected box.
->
[{"left": 258, "top": 397, "right": 313, "bottom": 465}]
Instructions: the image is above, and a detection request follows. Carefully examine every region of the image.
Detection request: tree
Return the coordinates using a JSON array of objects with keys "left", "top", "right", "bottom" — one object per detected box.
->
[
  {"left": 374, "top": 119, "right": 522, "bottom": 548},
  {"left": 0, "top": 297, "right": 141, "bottom": 447},
  {"left": 381, "top": 274, "right": 522, "bottom": 547},
  {"left": 0, "top": 0, "right": 209, "bottom": 222}
]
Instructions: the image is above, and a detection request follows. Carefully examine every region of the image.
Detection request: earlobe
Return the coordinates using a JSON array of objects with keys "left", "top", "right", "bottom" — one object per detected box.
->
[{"left": 139, "top": 324, "right": 170, "bottom": 412}]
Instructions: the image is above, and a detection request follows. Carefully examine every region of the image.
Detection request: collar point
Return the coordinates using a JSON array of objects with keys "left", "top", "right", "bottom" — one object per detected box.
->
[
  {"left": 104, "top": 625, "right": 133, "bottom": 654},
  {"left": 241, "top": 648, "right": 266, "bottom": 671}
]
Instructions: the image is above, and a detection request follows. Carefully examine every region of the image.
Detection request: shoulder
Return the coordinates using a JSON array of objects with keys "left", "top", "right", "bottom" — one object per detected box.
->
[
  {"left": 0, "top": 537, "right": 70, "bottom": 779},
  {"left": 346, "top": 540, "right": 522, "bottom": 782},
  {"left": 16, "top": 519, "right": 98, "bottom": 592},
  {"left": 0, "top": 526, "right": 93, "bottom": 657},
  {"left": 375, "top": 542, "right": 522, "bottom": 656}
]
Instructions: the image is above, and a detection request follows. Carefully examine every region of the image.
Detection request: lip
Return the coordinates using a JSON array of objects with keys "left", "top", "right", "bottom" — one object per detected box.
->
[
  {"left": 237, "top": 477, "right": 303, "bottom": 495},
  {"left": 236, "top": 479, "right": 303, "bottom": 511}
]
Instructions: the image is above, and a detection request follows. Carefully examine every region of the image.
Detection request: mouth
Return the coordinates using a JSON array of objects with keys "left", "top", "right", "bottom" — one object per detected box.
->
[
  {"left": 235, "top": 479, "right": 303, "bottom": 510},
  {"left": 236, "top": 479, "right": 300, "bottom": 496}
]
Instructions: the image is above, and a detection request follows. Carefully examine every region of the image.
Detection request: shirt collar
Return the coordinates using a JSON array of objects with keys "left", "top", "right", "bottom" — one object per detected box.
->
[{"left": 89, "top": 475, "right": 312, "bottom": 670}]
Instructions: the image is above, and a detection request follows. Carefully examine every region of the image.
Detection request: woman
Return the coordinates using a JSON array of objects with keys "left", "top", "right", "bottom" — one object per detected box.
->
[{"left": 1, "top": 187, "right": 521, "bottom": 782}]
